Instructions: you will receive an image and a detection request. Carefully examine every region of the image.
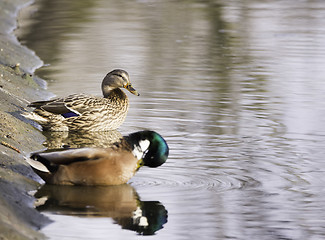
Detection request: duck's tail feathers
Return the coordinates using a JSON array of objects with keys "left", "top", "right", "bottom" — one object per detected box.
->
[
  {"left": 25, "top": 157, "right": 50, "bottom": 173},
  {"left": 22, "top": 112, "right": 48, "bottom": 124},
  {"left": 25, "top": 156, "right": 54, "bottom": 183}
]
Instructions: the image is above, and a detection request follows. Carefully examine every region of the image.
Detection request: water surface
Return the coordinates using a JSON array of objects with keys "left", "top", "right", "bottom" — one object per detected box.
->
[{"left": 17, "top": 0, "right": 325, "bottom": 239}]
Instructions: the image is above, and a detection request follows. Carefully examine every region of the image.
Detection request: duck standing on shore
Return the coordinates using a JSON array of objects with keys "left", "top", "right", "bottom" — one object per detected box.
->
[{"left": 23, "top": 69, "right": 139, "bottom": 131}]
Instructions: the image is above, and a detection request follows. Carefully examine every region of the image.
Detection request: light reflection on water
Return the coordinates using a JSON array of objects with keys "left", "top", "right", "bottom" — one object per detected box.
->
[{"left": 17, "top": 0, "right": 325, "bottom": 239}]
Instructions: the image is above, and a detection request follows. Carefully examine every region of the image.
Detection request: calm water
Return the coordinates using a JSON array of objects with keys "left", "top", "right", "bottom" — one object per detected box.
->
[{"left": 17, "top": 0, "right": 325, "bottom": 239}]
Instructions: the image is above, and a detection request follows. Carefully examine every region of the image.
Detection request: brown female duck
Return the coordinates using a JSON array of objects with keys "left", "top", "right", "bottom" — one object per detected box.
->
[{"left": 23, "top": 69, "right": 139, "bottom": 131}]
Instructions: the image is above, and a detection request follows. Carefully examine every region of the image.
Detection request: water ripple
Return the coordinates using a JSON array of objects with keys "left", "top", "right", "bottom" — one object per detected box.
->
[{"left": 130, "top": 166, "right": 261, "bottom": 193}]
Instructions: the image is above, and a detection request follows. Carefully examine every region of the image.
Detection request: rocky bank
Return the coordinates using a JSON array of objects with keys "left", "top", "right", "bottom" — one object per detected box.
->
[{"left": 0, "top": 0, "right": 53, "bottom": 239}]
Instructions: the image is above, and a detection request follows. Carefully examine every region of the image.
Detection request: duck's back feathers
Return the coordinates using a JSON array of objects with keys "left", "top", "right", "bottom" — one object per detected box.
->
[
  {"left": 29, "top": 94, "right": 103, "bottom": 117},
  {"left": 29, "top": 148, "right": 107, "bottom": 181},
  {"left": 31, "top": 148, "right": 104, "bottom": 166},
  {"left": 30, "top": 147, "right": 138, "bottom": 185},
  {"left": 28, "top": 99, "right": 72, "bottom": 115}
]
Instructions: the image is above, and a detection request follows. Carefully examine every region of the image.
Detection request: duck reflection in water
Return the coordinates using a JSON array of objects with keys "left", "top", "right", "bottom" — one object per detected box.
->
[
  {"left": 35, "top": 184, "right": 168, "bottom": 235},
  {"left": 42, "top": 130, "right": 123, "bottom": 149}
]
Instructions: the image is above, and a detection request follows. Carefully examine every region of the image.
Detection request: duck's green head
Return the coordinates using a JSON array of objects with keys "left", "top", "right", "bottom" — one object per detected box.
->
[
  {"left": 128, "top": 131, "right": 169, "bottom": 168},
  {"left": 102, "top": 69, "right": 140, "bottom": 97}
]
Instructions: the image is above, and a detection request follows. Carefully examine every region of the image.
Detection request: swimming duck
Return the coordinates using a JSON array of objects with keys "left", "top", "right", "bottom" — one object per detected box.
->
[
  {"left": 23, "top": 69, "right": 139, "bottom": 132},
  {"left": 26, "top": 131, "right": 169, "bottom": 186}
]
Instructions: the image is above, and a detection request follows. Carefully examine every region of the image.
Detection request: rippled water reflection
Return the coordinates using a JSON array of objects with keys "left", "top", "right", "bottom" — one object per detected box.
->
[
  {"left": 18, "top": 0, "right": 325, "bottom": 239},
  {"left": 35, "top": 185, "right": 167, "bottom": 236}
]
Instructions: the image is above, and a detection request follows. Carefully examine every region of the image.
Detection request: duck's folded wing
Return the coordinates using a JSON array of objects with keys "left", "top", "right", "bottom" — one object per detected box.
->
[
  {"left": 28, "top": 96, "right": 78, "bottom": 115},
  {"left": 32, "top": 100, "right": 73, "bottom": 115},
  {"left": 31, "top": 148, "right": 107, "bottom": 165},
  {"left": 28, "top": 148, "right": 110, "bottom": 174},
  {"left": 26, "top": 148, "right": 109, "bottom": 183},
  {"left": 28, "top": 94, "right": 99, "bottom": 117},
  {"left": 26, "top": 148, "right": 103, "bottom": 175}
]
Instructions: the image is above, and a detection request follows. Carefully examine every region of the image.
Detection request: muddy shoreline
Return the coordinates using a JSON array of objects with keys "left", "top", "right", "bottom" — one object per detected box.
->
[{"left": 0, "top": 0, "right": 53, "bottom": 239}]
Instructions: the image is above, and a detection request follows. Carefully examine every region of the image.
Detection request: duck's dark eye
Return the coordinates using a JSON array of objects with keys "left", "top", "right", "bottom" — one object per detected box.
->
[{"left": 114, "top": 74, "right": 125, "bottom": 79}]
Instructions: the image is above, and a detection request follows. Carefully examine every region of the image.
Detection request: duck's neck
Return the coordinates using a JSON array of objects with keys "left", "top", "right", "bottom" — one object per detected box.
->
[
  {"left": 103, "top": 87, "right": 125, "bottom": 98},
  {"left": 102, "top": 86, "right": 114, "bottom": 98}
]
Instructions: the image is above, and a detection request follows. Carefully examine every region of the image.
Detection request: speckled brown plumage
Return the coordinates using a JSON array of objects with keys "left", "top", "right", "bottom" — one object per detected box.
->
[{"left": 23, "top": 69, "right": 139, "bottom": 132}]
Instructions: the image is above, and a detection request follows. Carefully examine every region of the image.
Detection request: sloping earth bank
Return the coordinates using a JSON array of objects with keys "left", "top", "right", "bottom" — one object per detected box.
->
[{"left": 0, "top": 0, "right": 53, "bottom": 239}]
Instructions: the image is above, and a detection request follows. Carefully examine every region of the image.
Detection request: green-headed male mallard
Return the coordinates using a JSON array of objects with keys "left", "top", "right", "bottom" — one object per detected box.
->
[
  {"left": 26, "top": 131, "right": 169, "bottom": 186},
  {"left": 23, "top": 69, "right": 139, "bottom": 132}
]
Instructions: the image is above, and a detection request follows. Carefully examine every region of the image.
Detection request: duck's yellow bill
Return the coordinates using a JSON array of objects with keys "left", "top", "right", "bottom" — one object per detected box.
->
[
  {"left": 125, "top": 83, "right": 140, "bottom": 96},
  {"left": 136, "top": 159, "right": 144, "bottom": 171}
]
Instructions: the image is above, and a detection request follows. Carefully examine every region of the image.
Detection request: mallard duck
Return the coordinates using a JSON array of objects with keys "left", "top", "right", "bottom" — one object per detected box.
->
[
  {"left": 23, "top": 69, "right": 139, "bottom": 132},
  {"left": 26, "top": 131, "right": 169, "bottom": 186}
]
